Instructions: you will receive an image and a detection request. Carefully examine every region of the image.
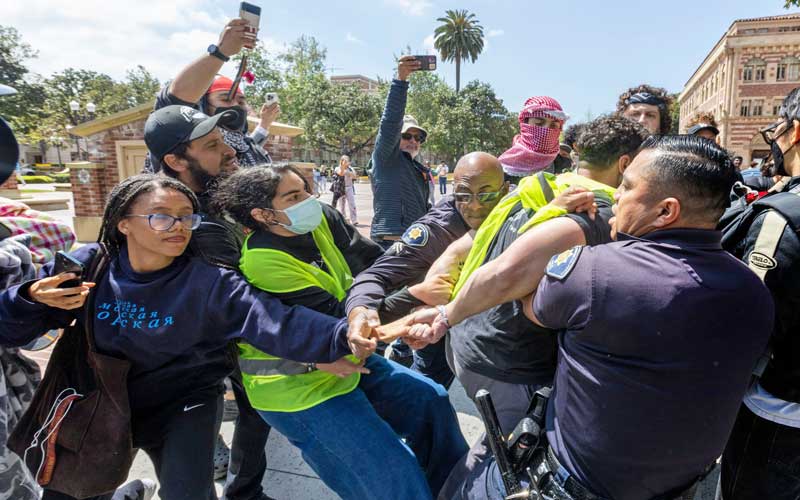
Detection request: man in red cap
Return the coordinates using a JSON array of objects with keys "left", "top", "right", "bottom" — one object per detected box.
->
[{"left": 147, "top": 19, "right": 280, "bottom": 173}]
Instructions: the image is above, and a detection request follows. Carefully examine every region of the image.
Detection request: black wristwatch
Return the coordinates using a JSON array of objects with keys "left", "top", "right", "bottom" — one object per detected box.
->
[{"left": 207, "top": 44, "right": 230, "bottom": 62}]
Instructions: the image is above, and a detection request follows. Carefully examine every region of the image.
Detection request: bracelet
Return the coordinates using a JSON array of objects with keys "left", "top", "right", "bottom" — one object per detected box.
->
[
  {"left": 436, "top": 305, "right": 451, "bottom": 330},
  {"left": 306, "top": 362, "right": 317, "bottom": 373}
]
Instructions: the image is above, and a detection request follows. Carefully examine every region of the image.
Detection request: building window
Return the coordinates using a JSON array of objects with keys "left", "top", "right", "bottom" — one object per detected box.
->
[
  {"left": 741, "top": 100, "right": 751, "bottom": 117},
  {"left": 743, "top": 58, "right": 766, "bottom": 82},
  {"left": 774, "top": 104, "right": 781, "bottom": 115},
  {"left": 779, "top": 26, "right": 800, "bottom": 32},
  {"left": 753, "top": 100, "right": 764, "bottom": 116}
]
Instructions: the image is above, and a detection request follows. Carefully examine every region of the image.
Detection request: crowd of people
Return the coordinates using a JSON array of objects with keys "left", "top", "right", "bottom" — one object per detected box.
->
[{"left": 0, "top": 15, "right": 799, "bottom": 500}]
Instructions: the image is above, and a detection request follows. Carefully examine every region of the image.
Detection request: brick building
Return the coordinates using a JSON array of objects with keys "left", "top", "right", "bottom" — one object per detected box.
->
[
  {"left": 330, "top": 74, "right": 381, "bottom": 94},
  {"left": 678, "top": 13, "right": 800, "bottom": 164},
  {"left": 67, "top": 101, "right": 303, "bottom": 241}
]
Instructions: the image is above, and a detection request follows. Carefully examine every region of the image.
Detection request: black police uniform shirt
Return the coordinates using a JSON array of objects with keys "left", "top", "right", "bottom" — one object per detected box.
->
[
  {"left": 245, "top": 203, "right": 384, "bottom": 317},
  {"left": 532, "top": 229, "right": 774, "bottom": 500},
  {"left": 448, "top": 199, "right": 614, "bottom": 387},
  {"left": 346, "top": 195, "right": 470, "bottom": 322},
  {"left": 734, "top": 177, "right": 800, "bottom": 405}
]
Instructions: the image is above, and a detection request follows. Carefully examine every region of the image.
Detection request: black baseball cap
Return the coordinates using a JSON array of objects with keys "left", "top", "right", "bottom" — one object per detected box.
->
[
  {"left": 144, "top": 105, "right": 240, "bottom": 161},
  {"left": 687, "top": 123, "right": 719, "bottom": 136}
]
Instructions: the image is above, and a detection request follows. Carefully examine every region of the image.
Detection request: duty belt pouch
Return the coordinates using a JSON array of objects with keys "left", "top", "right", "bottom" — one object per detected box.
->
[
  {"left": 507, "top": 387, "right": 551, "bottom": 473},
  {"left": 9, "top": 245, "right": 136, "bottom": 498}
]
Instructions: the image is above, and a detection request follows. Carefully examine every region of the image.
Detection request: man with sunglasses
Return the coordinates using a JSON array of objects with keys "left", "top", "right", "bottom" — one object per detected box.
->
[
  {"left": 144, "top": 105, "right": 277, "bottom": 500},
  {"left": 719, "top": 87, "right": 800, "bottom": 500},
  {"left": 370, "top": 55, "right": 433, "bottom": 251},
  {"left": 346, "top": 152, "right": 508, "bottom": 388}
]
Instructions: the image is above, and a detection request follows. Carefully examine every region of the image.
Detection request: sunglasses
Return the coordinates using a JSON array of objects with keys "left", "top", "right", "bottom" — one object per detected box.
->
[
  {"left": 124, "top": 213, "right": 202, "bottom": 231},
  {"left": 401, "top": 132, "right": 426, "bottom": 143},
  {"left": 760, "top": 119, "right": 791, "bottom": 146},
  {"left": 453, "top": 191, "right": 504, "bottom": 204}
]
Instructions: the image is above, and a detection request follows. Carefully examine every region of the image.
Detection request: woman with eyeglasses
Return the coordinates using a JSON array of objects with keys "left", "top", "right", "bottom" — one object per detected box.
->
[
  {"left": 0, "top": 174, "right": 359, "bottom": 500},
  {"left": 212, "top": 165, "right": 468, "bottom": 500}
]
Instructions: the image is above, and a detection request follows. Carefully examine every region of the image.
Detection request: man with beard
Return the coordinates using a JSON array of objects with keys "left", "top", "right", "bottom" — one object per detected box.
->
[
  {"left": 147, "top": 19, "right": 280, "bottom": 172},
  {"left": 144, "top": 105, "right": 274, "bottom": 500}
]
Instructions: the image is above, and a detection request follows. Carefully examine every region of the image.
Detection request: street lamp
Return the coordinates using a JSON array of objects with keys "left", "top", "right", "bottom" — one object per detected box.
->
[
  {"left": 50, "top": 135, "right": 64, "bottom": 166},
  {"left": 68, "top": 100, "right": 96, "bottom": 160}
]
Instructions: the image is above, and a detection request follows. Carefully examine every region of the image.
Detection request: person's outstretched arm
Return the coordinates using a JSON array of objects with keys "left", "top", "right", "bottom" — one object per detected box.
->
[{"left": 371, "top": 56, "right": 421, "bottom": 166}]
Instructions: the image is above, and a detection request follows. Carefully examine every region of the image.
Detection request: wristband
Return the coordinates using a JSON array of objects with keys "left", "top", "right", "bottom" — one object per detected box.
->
[
  {"left": 436, "top": 305, "right": 451, "bottom": 330},
  {"left": 306, "top": 362, "right": 317, "bottom": 373},
  {"left": 253, "top": 125, "right": 268, "bottom": 137}
]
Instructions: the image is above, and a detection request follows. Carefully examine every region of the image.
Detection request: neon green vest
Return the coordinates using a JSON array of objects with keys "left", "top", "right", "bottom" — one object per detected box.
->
[
  {"left": 238, "top": 215, "right": 360, "bottom": 412},
  {"left": 451, "top": 172, "right": 617, "bottom": 297}
]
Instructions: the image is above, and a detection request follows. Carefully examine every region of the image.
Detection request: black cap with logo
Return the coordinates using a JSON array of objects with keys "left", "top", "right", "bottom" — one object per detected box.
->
[{"left": 144, "top": 105, "right": 240, "bottom": 162}]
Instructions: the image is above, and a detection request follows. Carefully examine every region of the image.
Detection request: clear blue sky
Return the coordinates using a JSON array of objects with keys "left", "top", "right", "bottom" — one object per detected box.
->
[{"left": 7, "top": 0, "right": 800, "bottom": 122}]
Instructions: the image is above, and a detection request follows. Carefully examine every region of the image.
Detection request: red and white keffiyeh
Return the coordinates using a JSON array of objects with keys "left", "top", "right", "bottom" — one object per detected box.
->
[{"left": 499, "top": 96, "right": 568, "bottom": 176}]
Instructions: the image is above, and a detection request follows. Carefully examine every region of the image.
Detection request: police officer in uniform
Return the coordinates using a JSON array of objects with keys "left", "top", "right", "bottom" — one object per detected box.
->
[
  {"left": 441, "top": 135, "right": 775, "bottom": 500},
  {"left": 346, "top": 152, "right": 508, "bottom": 388},
  {"left": 720, "top": 87, "right": 800, "bottom": 500}
]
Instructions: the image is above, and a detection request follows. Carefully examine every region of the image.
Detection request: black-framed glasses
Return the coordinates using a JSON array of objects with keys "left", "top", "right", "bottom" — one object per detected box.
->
[
  {"left": 453, "top": 191, "right": 504, "bottom": 204},
  {"left": 124, "top": 214, "right": 202, "bottom": 231},
  {"left": 761, "top": 119, "right": 791, "bottom": 146},
  {"left": 401, "top": 132, "right": 426, "bottom": 143}
]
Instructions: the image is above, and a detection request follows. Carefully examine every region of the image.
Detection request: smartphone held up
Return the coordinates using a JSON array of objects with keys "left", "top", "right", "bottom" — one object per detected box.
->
[
  {"left": 413, "top": 55, "right": 437, "bottom": 71},
  {"left": 240, "top": 2, "right": 261, "bottom": 50}
]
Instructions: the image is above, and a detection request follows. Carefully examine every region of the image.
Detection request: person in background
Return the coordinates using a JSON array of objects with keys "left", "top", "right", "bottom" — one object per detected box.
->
[
  {"left": 437, "top": 162, "right": 449, "bottom": 195},
  {"left": 733, "top": 156, "right": 743, "bottom": 170},
  {"left": 498, "top": 96, "right": 568, "bottom": 188},
  {"left": 616, "top": 83, "right": 673, "bottom": 135},
  {"left": 334, "top": 156, "right": 358, "bottom": 225},
  {"left": 687, "top": 112, "right": 720, "bottom": 142},
  {"left": 318, "top": 165, "right": 328, "bottom": 193},
  {"left": 146, "top": 19, "right": 280, "bottom": 173},
  {"left": 370, "top": 55, "right": 432, "bottom": 251},
  {"left": 428, "top": 167, "right": 437, "bottom": 206},
  {"left": 312, "top": 166, "right": 321, "bottom": 197}
]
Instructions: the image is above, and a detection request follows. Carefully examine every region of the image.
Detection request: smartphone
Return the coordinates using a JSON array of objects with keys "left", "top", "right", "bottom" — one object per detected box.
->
[
  {"left": 265, "top": 93, "right": 279, "bottom": 105},
  {"left": 53, "top": 251, "right": 84, "bottom": 289},
  {"left": 240, "top": 2, "right": 261, "bottom": 48},
  {"left": 413, "top": 55, "right": 437, "bottom": 71}
]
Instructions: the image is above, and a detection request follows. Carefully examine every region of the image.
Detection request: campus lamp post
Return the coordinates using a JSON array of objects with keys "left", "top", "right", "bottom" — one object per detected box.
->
[
  {"left": 69, "top": 100, "right": 96, "bottom": 160},
  {"left": 50, "top": 135, "right": 64, "bottom": 166}
]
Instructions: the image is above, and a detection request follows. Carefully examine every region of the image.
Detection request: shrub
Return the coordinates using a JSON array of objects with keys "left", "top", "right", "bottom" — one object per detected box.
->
[{"left": 19, "top": 175, "right": 55, "bottom": 184}]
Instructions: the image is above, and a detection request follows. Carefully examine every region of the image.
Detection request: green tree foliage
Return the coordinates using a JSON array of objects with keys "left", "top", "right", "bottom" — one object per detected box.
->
[
  {"left": 0, "top": 26, "right": 47, "bottom": 135},
  {"left": 233, "top": 40, "right": 285, "bottom": 108},
  {"left": 434, "top": 9, "right": 485, "bottom": 93},
  {"left": 786, "top": 1, "right": 800, "bottom": 8},
  {"left": 123, "top": 65, "right": 161, "bottom": 106}
]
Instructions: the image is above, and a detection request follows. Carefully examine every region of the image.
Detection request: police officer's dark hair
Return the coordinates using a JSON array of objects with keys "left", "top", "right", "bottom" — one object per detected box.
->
[
  {"left": 562, "top": 123, "right": 586, "bottom": 150},
  {"left": 576, "top": 114, "right": 649, "bottom": 169},
  {"left": 638, "top": 135, "right": 736, "bottom": 221},
  {"left": 98, "top": 174, "right": 200, "bottom": 255},
  {"left": 213, "top": 164, "right": 312, "bottom": 229}
]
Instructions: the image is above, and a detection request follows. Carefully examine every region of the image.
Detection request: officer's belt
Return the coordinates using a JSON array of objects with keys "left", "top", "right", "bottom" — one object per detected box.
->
[{"left": 237, "top": 357, "right": 310, "bottom": 376}]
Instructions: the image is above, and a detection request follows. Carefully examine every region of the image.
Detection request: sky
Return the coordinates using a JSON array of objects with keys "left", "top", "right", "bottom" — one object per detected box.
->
[{"left": 5, "top": 0, "right": 800, "bottom": 122}]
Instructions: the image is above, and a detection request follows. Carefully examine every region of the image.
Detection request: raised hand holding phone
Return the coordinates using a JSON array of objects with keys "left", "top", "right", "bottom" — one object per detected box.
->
[{"left": 239, "top": 2, "right": 261, "bottom": 50}]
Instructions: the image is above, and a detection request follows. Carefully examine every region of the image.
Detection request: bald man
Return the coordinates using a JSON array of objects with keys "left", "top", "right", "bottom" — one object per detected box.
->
[{"left": 345, "top": 152, "right": 508, "bottom": 387}]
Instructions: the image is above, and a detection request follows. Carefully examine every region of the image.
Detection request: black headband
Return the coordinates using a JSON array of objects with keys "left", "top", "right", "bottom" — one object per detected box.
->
[{"left": 625, "top": 92, "right": 666, "bottom": 108}]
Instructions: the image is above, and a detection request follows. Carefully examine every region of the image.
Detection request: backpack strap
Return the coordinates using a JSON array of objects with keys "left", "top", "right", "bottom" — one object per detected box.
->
[{"left": 81, "top": 244, "right": 111, "bottom": 353}]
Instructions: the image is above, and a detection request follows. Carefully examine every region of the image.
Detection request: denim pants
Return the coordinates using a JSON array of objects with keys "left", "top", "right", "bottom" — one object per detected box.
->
[
  {"left": 257, "top": 355, "right": 468, "bottom": 500},
  {"left": 721, "top": 403, "right": 800, "bottom": 500}
]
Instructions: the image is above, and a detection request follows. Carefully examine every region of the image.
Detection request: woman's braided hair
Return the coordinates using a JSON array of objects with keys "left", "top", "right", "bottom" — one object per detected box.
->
[{"left": 97, "top": 173, "right": 199, "bottom": 255}]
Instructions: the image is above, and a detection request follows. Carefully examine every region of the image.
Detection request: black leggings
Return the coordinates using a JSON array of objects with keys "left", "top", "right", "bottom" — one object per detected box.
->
[{"left": 43, "top": 394, "right": 223, "bottom": 500}]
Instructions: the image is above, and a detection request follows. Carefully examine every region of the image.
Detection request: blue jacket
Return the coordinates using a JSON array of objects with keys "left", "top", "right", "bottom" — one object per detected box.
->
[{"left": 370, "top": 80, "right": 430, "bottom": 238}]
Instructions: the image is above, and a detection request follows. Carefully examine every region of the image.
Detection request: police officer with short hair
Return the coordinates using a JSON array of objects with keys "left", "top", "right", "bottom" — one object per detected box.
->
[
  {"left": 346, "top": 152, "right": 508, "bottom": 387},
  {"left": 448, "top": 136, "right": 775, "bottom": 500},
  {"left": 720, "top": 87, "right": 800, "bottom": 500}
]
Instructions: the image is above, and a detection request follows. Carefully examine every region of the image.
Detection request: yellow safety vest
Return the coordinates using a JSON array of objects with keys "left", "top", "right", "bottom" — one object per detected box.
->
[
  {"left": 238, "top": 215, "right": 360, "bottom": 412},
  {"left": 452, "top": 171, "right": 616, "bottom": 297}
]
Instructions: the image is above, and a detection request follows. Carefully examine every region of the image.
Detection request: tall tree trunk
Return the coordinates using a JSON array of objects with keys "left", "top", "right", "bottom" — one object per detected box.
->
[{"left": 455, "top": 57, "right": 461, "bottom": 93}]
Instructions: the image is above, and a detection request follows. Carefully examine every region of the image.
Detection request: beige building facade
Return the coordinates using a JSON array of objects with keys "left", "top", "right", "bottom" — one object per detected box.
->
[{"left": 679, "top": 13, "right": 800, "bottom": 165}]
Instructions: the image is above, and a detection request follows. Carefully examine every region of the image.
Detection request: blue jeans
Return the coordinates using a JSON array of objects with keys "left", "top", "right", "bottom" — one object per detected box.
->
[{"left": 258, "top": 355, "right": 468, "bottom": 499}]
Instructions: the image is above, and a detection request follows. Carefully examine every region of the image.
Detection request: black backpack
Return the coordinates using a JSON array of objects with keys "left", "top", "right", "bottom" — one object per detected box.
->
[{"left": 719, "top": 187, "right": 800, "bottom": 258}]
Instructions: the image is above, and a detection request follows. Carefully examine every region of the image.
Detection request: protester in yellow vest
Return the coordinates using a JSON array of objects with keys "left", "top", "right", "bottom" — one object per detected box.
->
[
  {"left": 391, "top": 115, "right": 651, "bottom": 498},
  {"left": 213, "top": 165, "right": 468, "bottom": 500}
]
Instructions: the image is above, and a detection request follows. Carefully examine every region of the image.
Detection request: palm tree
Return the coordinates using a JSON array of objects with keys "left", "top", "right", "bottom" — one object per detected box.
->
[{"left": 433, "top": 9, "right": 484, "bottom": 93}]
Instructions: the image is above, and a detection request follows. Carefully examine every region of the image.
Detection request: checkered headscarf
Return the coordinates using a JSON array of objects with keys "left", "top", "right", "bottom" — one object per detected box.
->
[{"left": 499, "top": 96, "right": 568, "bottom": 176}]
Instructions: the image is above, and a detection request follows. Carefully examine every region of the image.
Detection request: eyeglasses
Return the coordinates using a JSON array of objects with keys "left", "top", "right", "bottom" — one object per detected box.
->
[
  {"left": 124, "top": 213, "right": 202, "bottom": 231},
  {"left": 760, "top": 119, "right": 791, "bottom": 146},
  {"left": 401, "top": 133, "right": 426, "bottom": 143},
  {"left": 453, "top": 191, "right": 504, "bottom": 204}
]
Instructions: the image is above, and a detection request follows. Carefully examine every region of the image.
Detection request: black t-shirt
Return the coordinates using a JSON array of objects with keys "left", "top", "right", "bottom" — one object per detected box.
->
[
  {"left": 449, "top": 200, "right": 613, "bottom": 385},
  {"left": 245, "top": 204, "right": 384, "bottom": 316}
]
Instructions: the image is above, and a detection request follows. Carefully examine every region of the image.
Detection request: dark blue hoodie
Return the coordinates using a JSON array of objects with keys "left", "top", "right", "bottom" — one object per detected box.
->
[{"left": 0, "top": 244, "right": 350, "bottom": 417}]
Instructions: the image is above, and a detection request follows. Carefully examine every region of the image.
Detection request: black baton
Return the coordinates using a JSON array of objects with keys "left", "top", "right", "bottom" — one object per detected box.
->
[{"left": 475, "top": 389, "right": 522, "bottom": 495}]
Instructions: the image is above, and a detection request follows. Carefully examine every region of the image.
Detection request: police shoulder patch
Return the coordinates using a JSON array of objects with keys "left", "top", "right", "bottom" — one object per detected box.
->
[
  {"left": 401, "top": 223, "right": 429, "bottom": 247},
  {"left": 545, "top": 245, "right": 583, "bottom": 280}
]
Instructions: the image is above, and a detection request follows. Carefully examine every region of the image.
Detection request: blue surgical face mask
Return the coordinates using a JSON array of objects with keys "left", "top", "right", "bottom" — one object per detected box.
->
[{"left": 276, "top": 196, "right": 323, "bottom": 235}]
